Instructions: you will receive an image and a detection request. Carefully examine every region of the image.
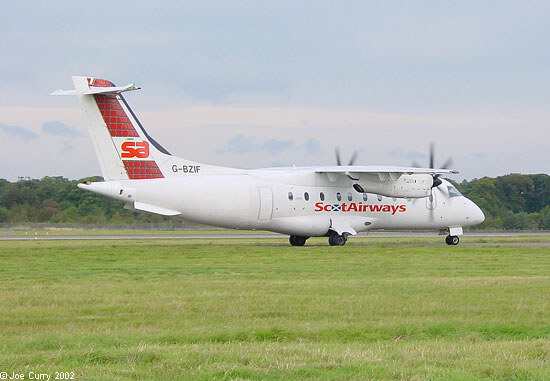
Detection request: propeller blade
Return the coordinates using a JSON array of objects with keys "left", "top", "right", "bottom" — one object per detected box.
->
[
  {"left": 440, "top": 157, "right": 453, "bottom": 170},
  {"left": 429, "top": 142, "right": 435, "bottom": 169},
  {"left": 348, "top": 151, "right": 358, "bottom": 166},
  {"left": 335, "top": 147, "right": 342, "bottom": 166}
]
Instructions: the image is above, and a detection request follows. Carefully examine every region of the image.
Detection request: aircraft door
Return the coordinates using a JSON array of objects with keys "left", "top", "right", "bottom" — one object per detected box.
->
[
  {"left": 258, "top": 187, "right": 273, "bottom": 221},
  {"left": 426, "top": 190, "right": 437, "bottom": 210}
]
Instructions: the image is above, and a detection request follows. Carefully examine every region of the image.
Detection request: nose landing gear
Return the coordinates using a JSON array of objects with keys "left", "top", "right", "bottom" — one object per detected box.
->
[
  {"left": 441, "top": 227, "right": 463, "bottom": 246},
  {"left": 445, "top": 235, "right": 460, "bottom": 245}
]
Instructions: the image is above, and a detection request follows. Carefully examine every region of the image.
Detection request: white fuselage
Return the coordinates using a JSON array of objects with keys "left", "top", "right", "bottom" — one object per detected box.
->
[
  {"left": 60, "top": 75, "right": 485, "bottom": 241},
  {"left": 81, "top": 168, "right": 485, "bottom": 237}
]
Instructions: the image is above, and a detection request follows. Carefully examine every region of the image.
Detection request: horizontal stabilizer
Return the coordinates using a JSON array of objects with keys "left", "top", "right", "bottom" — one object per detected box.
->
[
  {"left": 131, "top": 202, "right": 181, "bottom": 216},
  {"left": 50, "top": 89, "right": 77, "bottom": 96},
  {"left": 50, "top": 83, "right": 140, "bottom": 96}
]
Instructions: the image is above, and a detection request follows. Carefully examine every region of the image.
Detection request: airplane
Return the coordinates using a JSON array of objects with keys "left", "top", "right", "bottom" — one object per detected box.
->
[{"left": 51, "top": 76, "right": 485, "bottom": 246}]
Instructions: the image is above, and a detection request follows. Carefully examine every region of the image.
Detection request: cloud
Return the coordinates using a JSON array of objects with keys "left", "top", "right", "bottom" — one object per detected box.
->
[
  {"left": 0, "top": 123, "right": 38, "bottom": 140},
  {"left": 217, "top": 134, "right": 256, "bottom": 153},
  {"left": 42, "top": 121, "right": 81, "bottom": 137},
  {"left": 304, "top": 138, "right": 322, "bottom": 155},
  {"left": 60, "top": 140, "right": 74, "bottom": 153},
  {"left": 261, "top": 139, "right": 294, "bottom": 154},
  {"left": 218, "top": 134, "right": 294, "bottom": 155}
]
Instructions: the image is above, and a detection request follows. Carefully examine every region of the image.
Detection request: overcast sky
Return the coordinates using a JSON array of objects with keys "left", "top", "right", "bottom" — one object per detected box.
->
[{"left": 1, "top": 1, "right": 549, "bottom": 182}]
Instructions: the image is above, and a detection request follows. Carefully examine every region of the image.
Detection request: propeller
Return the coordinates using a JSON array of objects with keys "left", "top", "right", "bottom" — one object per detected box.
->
[
  {"left": 335, "top": 147, "right": 364, "bottom": 192},
  {"left": 413, "top": 143, "right": 453, "bottom": 189},
  {"left": 411, "top": 143, "right": 453, "bottom": 222},
  {"left": 335, "top": 147, "right": 358, "bottom": 166}
]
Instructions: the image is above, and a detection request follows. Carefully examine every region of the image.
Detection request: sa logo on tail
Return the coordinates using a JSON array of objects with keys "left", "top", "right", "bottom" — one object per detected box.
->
[{"left": 121, "top": 141, "right": 149, "bottom": 158}]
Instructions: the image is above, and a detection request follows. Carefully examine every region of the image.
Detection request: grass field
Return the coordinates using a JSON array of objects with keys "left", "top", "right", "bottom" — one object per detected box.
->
[{"left": 0, "top": 238, "right": 549, "bottom": 380}]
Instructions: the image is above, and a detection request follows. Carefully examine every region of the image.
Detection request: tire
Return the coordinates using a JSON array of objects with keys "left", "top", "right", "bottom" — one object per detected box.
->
[
  {"left": 290, "top": 235, "right": 307, "bottom": 246},
  {"left": 295, "top": 236, "right": 307, "bottom": 246},
  {"left": 335, "top": 235, "right": 347, "bottom": 246},
  {"left": 329, "top": 233, "right": 347, "bottom": 246},
  {"left": 445, "top": 235, "right": 460, "bottom": 245}
]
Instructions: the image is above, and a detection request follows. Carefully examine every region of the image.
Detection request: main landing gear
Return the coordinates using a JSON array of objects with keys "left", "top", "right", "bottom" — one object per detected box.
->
[
  {"left": 445, "top": 235, "right": 460, "bottom": 245},
  {"left": 289, "top": 233, "right": 348, "bottom": 246},
  {"left": 289, "top": 235, "right": 308, "bottom": 246},
  {"left": 328, "top": 232, "right": 347, "bottom": 246}
]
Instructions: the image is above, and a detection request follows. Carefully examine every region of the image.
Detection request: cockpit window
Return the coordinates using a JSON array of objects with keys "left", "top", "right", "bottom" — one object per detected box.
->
[{"left": 447, "top": 185, "right": 462, "bottom": 197}]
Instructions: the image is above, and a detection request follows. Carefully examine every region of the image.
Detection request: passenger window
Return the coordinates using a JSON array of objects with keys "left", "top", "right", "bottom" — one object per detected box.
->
[
  {"left": 347, "top": 192, "right": 353, "bottom": 201},
  {"left": 377, "top": 194, "right": 383, "bottom": 201},
  {"left": 336, "top": 192, "right": 342, "bottom": 201},
  {"left": 304, "top": 192, "right": 309, "bottom": 201},
  {"left": 363, "top": 193, "right": 368, "bottom": 201},
  {"left": 288, "top": 192, "right": 293, "bottom": 201},
  {"left": 320, "top": 192, "right": 325, "bottom": 201}
]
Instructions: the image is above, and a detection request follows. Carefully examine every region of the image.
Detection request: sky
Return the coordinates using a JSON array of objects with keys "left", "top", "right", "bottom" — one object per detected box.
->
[{"left": 1, "top": 1, "right": 549, "bottom": 182}]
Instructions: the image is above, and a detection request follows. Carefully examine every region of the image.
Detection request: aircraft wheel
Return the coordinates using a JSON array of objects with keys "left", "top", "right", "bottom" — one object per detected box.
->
[
  {"left": 445, "top": 235, "right": 459, "bottom": 245},
  {"left": 329, "top": 233, "right": 347, "bottom": 246},
  {"left": 289, "top": 235, "right": 307, "bottom": 246}
]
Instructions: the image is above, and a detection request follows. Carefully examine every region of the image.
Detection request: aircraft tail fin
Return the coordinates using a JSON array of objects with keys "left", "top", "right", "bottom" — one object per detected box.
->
[
  {"left": 50, "top": 76, "right": 171, "bottom": 180},
  {"left": 52, "top": 76, "right": 240, "bottom": 180}
]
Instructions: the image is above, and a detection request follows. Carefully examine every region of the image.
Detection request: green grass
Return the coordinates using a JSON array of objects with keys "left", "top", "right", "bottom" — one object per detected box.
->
[
  {"left": 0, "top": 239, "right": 549, "bottom": 380},
  {"left": 4, "top": 229, "right": 272, "bottom": 236}
]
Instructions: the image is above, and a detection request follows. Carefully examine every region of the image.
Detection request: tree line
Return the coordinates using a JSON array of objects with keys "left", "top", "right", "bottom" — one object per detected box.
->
[
  {"left": 456, "top": 173, "right": 549, "bottom": 230},
  {"left": 0, "top": 174, "right": 548, "bottom": 230}
]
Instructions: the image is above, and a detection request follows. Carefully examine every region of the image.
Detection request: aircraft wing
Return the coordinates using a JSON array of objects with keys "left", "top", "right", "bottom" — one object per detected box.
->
[
  {"left": 312, "top": 166, "right": 458, "bottom": 197},
  {"left": 314, "top": 165, "right": 458, "bottom": 175}
]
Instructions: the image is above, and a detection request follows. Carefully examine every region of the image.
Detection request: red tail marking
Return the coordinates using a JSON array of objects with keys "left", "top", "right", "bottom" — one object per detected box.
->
[
  {"left": 88, "top": 78, "right": 163, "bottom": 179},
  {"left": 123, "top": 160, "right": 164, "bottom": 179},
  {"left": 88, "top": 78, "right": 114, "bottom": 87},
  {"left": 94, "top": 94, "right": 139, "bottom": 137}
]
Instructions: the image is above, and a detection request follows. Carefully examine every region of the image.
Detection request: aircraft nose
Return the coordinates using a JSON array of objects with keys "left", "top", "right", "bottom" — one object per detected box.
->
[{"left": 472, "top": 202, "right": 485, "bottom": 224}]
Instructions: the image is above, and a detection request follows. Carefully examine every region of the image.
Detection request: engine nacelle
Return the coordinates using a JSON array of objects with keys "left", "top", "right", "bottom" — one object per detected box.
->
[{"left": 355, "top": 173, "right": 433, "bottom": 198}]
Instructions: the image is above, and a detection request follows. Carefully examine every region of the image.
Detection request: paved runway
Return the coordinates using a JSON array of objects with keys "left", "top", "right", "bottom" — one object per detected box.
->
[
  {"left": 0, "top": 233, "right": 283, "bottom": 240},
  {"left": 2, "top": 231, "right": 549, "bottom": 246}
]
